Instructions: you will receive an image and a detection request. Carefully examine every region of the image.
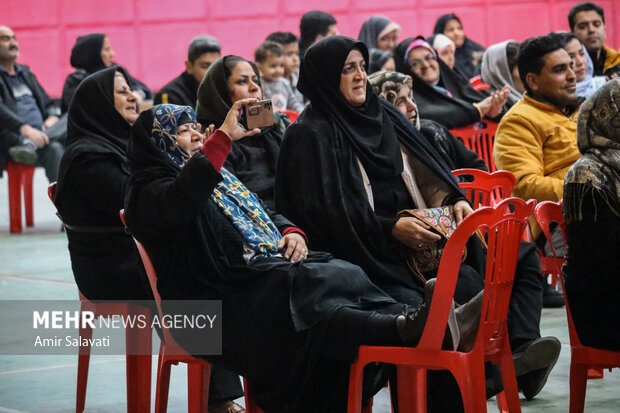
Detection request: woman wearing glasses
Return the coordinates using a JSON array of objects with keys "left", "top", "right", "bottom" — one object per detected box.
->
[{"left": 394, "top": 37, "right": 510, "bottom": 129}]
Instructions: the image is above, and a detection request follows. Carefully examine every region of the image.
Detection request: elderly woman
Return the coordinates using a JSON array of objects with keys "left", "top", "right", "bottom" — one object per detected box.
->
[
  {"left": 563, "top": 79, "right": 620, "bottom": 351},
  {"left": 123, "top": 101, "right": 484, "bottom": 412},
  {"left": 276, "top": 36, "right": 559, "bottom": 405},
  {"left": 433, "top": 13, "right": 485, "bottom": 80},
  {"left": 54, "top": 67, "right": 245, "bottom": 413},
  {"left": 195, "top": 56, "right": 289, "bottom": 210},
  {"left": 428, "top": 34, "right": 456, "bottom": 70},
  {"left": 481, "top": 41, "right": 525, "bottom": 107},
  {"left": 61, "top": 33, "right": 152, "bottom": 113},
  {"left": 357, "top": 15, "right": 401, "bottom": 51},
  {"left": 394, "top": 37, "right": 510, "bottom": 129}
]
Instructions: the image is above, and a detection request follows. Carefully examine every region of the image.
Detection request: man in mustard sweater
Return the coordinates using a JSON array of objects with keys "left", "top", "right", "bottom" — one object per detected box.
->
[
  {"left": 569, "top": 2, "right": 620, "bottom": 78},
  {"left": 495, "top": 32, "right": 585, "bottom": 307}
]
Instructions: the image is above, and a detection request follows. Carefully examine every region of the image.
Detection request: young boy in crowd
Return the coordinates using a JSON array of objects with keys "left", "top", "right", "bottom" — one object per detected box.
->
[
  {"left": 265, "top": 31, "right": 303, "bottom": 103},
  {"left": 254, "top": 41, "right": 304, "bottom": 113}
]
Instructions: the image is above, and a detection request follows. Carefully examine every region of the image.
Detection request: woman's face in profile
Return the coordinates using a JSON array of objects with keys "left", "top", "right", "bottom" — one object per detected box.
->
[
  {"left": 113, "top": 72, "right": 138, "bottom": 125},
  {"left": 339, "top": 49, "right": 367, "bottom": 107},
  {"left": 443, "top": 19, "right": 465, "bottom": 48},
  {"left": 566, "top": 38, "right": 587, "bottom": 82},
  {"left": 228, "top": 61, "right": 263, "bottom": 103},
  {"left": 101, "top": 37, "right": 115, "bottom": 67}
]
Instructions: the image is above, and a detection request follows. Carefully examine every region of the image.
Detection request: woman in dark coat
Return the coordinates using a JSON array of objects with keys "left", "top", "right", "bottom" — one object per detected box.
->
[
  {"left": 61, "top": 33, "right": 152, "bottom": 114},
  {"left": 433, "top": 13, "right": 485, "bottom": 80},
  {"left": 123, "top": 100, "right": 476, "bottom": 412},
  {"left": 195, "top": 56, "right": 289, "bottom": 210},
  {"left": 54, "top": 67, "right": 245, "bottom": 412},
  {"left": 563, "top": 79, "right": 620, "bottom": 351},
  {"left": 393, "top": 37, "right": 509, "bottom": 129},
  {"left": 275, "top": 36, "right": 558, "bottom": 406}
]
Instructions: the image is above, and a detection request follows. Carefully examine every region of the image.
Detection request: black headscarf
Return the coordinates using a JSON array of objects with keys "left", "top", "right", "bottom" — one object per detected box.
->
[
  {"left": 65, "top": 66, "right": 134, "bottom": 153},
  {"left": 433, "top": 13, "right": 485, "bottom": 80},
  {"left": 357, "top": 15, "right": 400, "bottom": 50},
  {"left": 393, "top": 37, "right": 492, "bottom": 128},
  {"left": 368, "top": 49, "right": 393, "bottom": 75},
  {"left": 70, "top": 33, "right": 107, "bottom": 74},
  {"left": 298, "top": 36, "right": 403, "bottom": 178}
]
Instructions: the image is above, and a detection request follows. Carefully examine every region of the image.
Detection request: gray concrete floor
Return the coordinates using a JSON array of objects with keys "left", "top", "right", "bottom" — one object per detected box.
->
[{"left": 1, "top": 169, "right": 619, "bottom": 412}]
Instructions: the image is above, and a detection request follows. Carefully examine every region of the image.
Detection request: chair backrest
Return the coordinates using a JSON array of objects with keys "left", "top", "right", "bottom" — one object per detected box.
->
[
  {"left": 281, "top": 109, "right": 299, "bottom": 122},
  {"left": 533, "top": 201, "right": 580, "bottom": 343},
  {"left": 469, "top": 75, "right": 491, "bottom": 91},
  {"left": 452, "top": 168, "right": 516, "bottom": 209},
  {"left": 450, "top": 121, "right": 499, "bottom": 172},
  {"left": 418, "top": 197, "right": 536, "bottom": 354}
]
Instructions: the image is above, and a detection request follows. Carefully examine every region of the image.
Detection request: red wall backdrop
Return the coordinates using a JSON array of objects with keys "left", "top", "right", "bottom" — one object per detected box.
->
[{"left": 5, "top": 0, "right": 620, "bottom": 97}]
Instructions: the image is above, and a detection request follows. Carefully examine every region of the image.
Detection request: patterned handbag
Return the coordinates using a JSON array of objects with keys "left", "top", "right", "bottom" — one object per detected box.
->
[{"left": 397, "top": 205, "right": 466, "bottom": 283}]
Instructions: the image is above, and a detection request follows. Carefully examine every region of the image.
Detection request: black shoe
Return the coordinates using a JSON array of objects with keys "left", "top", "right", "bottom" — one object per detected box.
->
[
  {"left": 543, "top": 285, "right": 565, "bottom": 308},
  {"left": 396, "top": 278, "right": 437, "bottom": 347},
  {"left": 455, "top": 289, "right": 484, "bottom": 352},
  {"left": 8, "top": 139, "right": 37, "bottom": 166},
  {"left": 513, "top": 337, "right": 561, "bottom": 400}
]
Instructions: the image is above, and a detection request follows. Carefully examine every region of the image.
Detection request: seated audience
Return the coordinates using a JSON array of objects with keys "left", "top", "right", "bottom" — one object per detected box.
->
[
  {"left": 195, "top": 56, "right": 290, "bottom": 210},
  {"left": 54, "top": 67, "right": 246, "bottom": 413},
  {"left": 368, "top": 49, "right": 395, "bottom": 75},
  {"left": 428, "top": 34, "right": 456, "bottom": 70},
  {"left": 298, "top": 10, "right": 338, "bottom": 58},
  {"left": 154, "top": 35, "right": 221, "bottom": 107},
  {"left": 394, "top": 37, "right": 510, "bottom": 129},
  {"left": 0, "top": 25, "right": 63, "bottom": 181},
  {"left": 569, "top": 2, "right": 620, "bottom": 78},
  {"left": 368, "top": 70, "right": 486, "bottom": 171},
  {"left": 61, "top": 33, "right": 153, "bottom": 113},
  {"left": 433, "top": 13, "right": 485, "bottom": 80},
  {"left": 265, "top": 31, "right": 303, "bottom": 104},
  {"left": 124, "top": 100, "right": 484, "bottom": 413},
  {"left": 481, "top": 41, "right": 525, "bottom": 107},
  {"left": 561, "top": 32, "right": 607, "bottom": 98},
  {"left": 563, "top": 79, "right": 620, "bottom": 351},
  {"left": 357, "top": 15, "right": 401, "bottom": 51},
  {"left": 254, "top": 41, "right": 303, "bottom": 113},
  {"left": 495, "top": 32, "right": 583, "bottom": 243},
  {"left": 276, "top": 36, "right": 559, "bottom": 407}
]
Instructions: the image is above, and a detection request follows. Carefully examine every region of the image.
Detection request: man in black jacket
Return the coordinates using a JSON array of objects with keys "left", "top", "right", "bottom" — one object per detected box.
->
[
  {"left": 0, "top": 25, "right": 63, "bottom": 180},
  {"left": 154, "top": 35, "right": 221, "bottom": 108}
]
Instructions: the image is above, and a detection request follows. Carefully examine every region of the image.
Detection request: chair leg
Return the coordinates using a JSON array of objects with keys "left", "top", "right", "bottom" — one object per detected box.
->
[
  {"left": 569, "top": 363, "right": 588, "bottom": 413},
  {"left": 496, "top": 391, "right": 509, "bottom": 413},
  {"left": 347, "top": 360, "right": 366, "bottom": 413},
  {"left": 155, "top": 351, "right": 173, "bottom": 413},
  {"left": 7, "top": 164, "right": 24, "bottom": 233},
  {"left": 187, "top": 362, "right": 211, "bottom": 413},
  {"left": 456, "top": 361, "right": 488, "bottom": 413},
  {"left": 498, "top": 349, "right": 522, "bottom": 413},
  {"left": 76, "top": 324, "right": 92, "bottom": 413},
  {"left": 124, "top": 312, "right": 152, "bottom": 413},
  {"left": 396, "top": 365, "right": 424, "bottom": 413},
  {"left": 23, "top": 166, "right": 35, "bottom": 227}
]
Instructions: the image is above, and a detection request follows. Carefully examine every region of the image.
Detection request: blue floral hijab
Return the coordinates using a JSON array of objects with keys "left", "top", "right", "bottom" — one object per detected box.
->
[{"left": 152, "top": 104, "right": 282, "bottom": 262}]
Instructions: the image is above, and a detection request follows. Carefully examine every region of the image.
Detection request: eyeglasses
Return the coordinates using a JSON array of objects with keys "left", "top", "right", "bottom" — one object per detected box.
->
[{"left": 408, "top": 54, "right": 437, "bottom": 70}]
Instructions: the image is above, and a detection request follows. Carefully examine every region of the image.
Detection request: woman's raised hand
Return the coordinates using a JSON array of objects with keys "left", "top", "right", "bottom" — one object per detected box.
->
[{"left": 219, "top": 98, "right": 262, "bottom": 141}]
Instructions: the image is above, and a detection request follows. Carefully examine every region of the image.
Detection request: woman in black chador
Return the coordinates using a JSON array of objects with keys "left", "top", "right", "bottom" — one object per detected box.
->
[
  {"left": 275, "top": 36, "right": 558, "bottom": 407},
  {"left": 123, "top": 98, "right": 484, "bottom": 413}
]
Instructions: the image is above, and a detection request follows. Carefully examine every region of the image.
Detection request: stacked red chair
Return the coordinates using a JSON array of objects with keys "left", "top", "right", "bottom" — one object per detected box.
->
[
  {"left": 450, "top": 122, "right": 499, "bottom": 173},
  {"left": 347, "top": 198, "right": 536, "bottom": 413}
]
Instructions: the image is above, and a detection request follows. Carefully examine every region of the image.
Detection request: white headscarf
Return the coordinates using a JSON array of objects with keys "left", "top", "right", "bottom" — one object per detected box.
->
[{"left": 480, "top": 40, "right": 522, "bottom": 106}]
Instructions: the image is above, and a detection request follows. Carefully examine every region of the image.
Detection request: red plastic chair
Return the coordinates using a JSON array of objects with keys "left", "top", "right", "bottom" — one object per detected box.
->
[
  {"left": 6, "top": 161, "right": 35, "bottom": 233},
  {"left": 120, "top": 210, "right": 264, "bottom": 413},
  {"left": 452, "top": 169, "right": 515, "bottom": 209},
  {"left": 450, "top": 122, "right": 499, "bottom": 173},
  {"left": 47, "top": 183, "right": 152, "bottom": 413},
  {"left": 281, "top": 109, "right": 299, "bottom": 122},
  {"left": 469, "top": 75, "right": 491, "bottom": 91},
  {"left": 348, "top": 197, "right": 536, "bottom": 413},
  {"left": 534, "top": 201, "right": 620, "bottom": 413}
]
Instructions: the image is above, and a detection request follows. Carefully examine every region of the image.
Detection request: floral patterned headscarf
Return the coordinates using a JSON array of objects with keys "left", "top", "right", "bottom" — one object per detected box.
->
[{"left": 152, "top": 104, "right": 196, "bottom": 166}]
